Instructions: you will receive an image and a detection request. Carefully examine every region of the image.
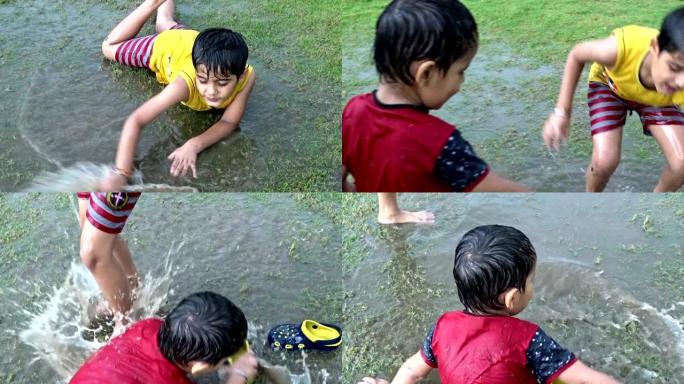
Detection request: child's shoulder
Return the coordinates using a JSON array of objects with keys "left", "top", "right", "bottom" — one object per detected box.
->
[
  {"left": 611, "top": 24, "right": 658, "bottom": 42},
  {"left": 436, "top": 311, "right": 539, "bottom": 332}
]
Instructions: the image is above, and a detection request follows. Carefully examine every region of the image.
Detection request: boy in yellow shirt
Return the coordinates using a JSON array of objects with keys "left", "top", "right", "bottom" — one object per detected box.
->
[
  {"left": 99, "top": 0, "right": 256, "bottom": 190},
  {"left": 544, "top": 7, "right": 684, "bottom": 192}
]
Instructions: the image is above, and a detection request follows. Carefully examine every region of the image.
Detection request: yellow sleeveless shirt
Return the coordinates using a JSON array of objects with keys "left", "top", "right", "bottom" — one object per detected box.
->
[
  {"left": 148, "top": 29, "right": 253, "bottom": 111},
  {"left": 588, "top": 25, "right": 684, "bottom": 106}
]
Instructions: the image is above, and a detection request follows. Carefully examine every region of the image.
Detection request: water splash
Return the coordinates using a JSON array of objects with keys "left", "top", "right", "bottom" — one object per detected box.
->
[
  {"left": 18, "top": 246, "right": 177, "bottom": 381},
  {"left": 24, "top": 162, "right": 197, "bottom": 192},
  {"left": 258, "top": 354, "right": 312, "bottom": 384}
]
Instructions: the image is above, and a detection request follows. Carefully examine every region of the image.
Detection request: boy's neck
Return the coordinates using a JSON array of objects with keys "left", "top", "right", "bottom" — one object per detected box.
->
[
  {"left": 376, "top": 81, "right": 423, "bottom": 106},
  {"left": 639, "top": 51, "right": 656, "bottom": 90}
]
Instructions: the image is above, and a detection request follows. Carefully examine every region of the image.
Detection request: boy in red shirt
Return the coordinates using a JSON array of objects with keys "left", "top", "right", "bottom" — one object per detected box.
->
[
  {"left": 70, "top": 291, "right": 257, "bottom": 384},
  {"left": 342, "top": 0, "right": 528, "bottom": 192},
  {"left": 359, "top": 225, "right": 621, "bottom": 384}
]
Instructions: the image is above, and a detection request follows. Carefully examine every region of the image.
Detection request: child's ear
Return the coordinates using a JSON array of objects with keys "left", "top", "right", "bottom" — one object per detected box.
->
[
  {"left": 189, "top": 361, "right": 214, "bottom": 376},
  {"left": 500, "top": 287, "right": 520, "bottom": 312},
  {"left": 412, "top": 60, "right": 437, "bottom": 87},
  {"left": 651, "top": 38, "right": 661, "bottom": 55}
]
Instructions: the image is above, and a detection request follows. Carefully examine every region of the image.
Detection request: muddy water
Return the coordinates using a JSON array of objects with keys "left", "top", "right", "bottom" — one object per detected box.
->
[
  {"left": 0, "top": 1, "right": 335, "bottom": 191},
  {"left": 0, "top": 194, "right": 342, "bottom": 383},
  {"left": 343, "top": 194, "right": 684, "bottom": 383},
  {"left": 342, "top": 37, "right": 665, "bottom": 192}
]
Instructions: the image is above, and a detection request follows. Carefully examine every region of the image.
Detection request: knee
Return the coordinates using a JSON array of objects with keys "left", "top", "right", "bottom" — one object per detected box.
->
[
  {"left": 80, "top": 246, "right": 101, "bottom": 271},
  {"left": 669, "top": 158, "right": 684, "bottom": 177},
  {"left": 101, "top": 39, "right": 116, "bottom": 61},
  {"left": 591, "top": 156, "right": 620, "bottom": 177}
]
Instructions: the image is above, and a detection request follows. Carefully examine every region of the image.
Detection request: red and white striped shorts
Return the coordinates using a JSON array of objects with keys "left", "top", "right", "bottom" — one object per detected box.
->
[
  {"left": 77, "top": 192, "right": 141, "bottom": 234},
  {"left": 113, "top": 24, "right": 186, "bottom": 69},
  {"left": 588, "top": 81, "right": 684, "bottom": 136}
]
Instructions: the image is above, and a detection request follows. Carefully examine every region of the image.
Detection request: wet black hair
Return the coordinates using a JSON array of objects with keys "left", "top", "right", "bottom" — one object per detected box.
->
[
  {"left": 659, "top": 7, "right": 684, "bottom": 54},
  {"left": 158, "top": 291, "right": 247, "bottom": 367},
  {"left": 374, "top": 0, "right": 478, "bottom": 85},
  {"left": 192, "top": 28, "right": 248, "bottom": 78},
  {"left": 453, "top": 225, "right": 536, "bottom": 315}
]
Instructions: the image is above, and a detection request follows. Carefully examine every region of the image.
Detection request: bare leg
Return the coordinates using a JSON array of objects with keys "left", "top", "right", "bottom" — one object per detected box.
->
[
  {"left": 113, "top": 236, "right": 140, "bottom": 294},
  {"left": 377, "top": 193, "right": 435, "bottom": 224},
  {"left": 79, "top": 197, "right": 139, "bottom": 295},
  {"left": 155, "top": 0, "right": 178, "bottom": 33},
  {"left": 102, "top": 0, "right": 169, "bottom": 60},
  {"left": 650, "top": 125, "right": 684, "bottom": 192},
  {"left": 78, "top": 198, "right": 88, "bottom": 228},
  {"left": 586, "top": 129, "right": 622, "bottom": 192},
  {"left": 80, "top": 221, "right": 133, "bottom": 317}
]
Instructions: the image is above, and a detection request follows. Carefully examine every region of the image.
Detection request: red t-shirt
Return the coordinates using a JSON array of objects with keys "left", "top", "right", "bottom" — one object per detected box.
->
[
  {"left": 342, "top": 92, "right": 457, "bottom": 192},
  {"left": 70, "top": 318, "right": 193, "bottom": 384},
  {"left": 421, "top": 311, "right": 577, "bottom": 384}
]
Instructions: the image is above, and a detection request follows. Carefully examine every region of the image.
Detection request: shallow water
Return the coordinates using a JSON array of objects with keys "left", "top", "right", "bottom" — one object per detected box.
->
[
  {"left": 342, "top": 36, "right": 665, "bottom": 192},
  {"left": 343, "top": 193, "right": 684, "bottom": 383},
  {"left": 0, "top": 0, "right": 337, "bottom": 191},
  {"left": 0, "top": 194, "right": 342, "bottom": 383}
]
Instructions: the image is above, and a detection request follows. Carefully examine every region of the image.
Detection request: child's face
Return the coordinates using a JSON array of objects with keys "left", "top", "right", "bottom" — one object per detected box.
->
[
  {"left": 415, "top": 47, "right": 477, "bottom": 109},
  {"left": 196, "top": 65, "right": 241, "bottom": 107},
  {"left": 650, "top": 40, "right": 684, "bottom": 95}
]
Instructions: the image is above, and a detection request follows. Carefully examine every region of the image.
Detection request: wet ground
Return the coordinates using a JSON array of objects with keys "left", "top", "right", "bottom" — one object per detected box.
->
[
  {"left": 0, "top": 0, "right": 339, "bottom": 192},
  {"left": 0, "top": 193, "right": 343, "bottom": 383},
  {"left": 340, "top": 193, "right": 684, "bottom": 383},
  {"left": 1, "top": 193, "right": 682, "bottom": 383},
  {"left": 342, "top": 29, "right": 666, "bottom": 192}
]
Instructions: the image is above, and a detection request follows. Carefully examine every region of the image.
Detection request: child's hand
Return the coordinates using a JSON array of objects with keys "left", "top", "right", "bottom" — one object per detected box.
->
[
  {"left": 543, "top": 112, "right": 570, "bottom": 151},
  {"left": 224, "top": 351, "right": 258, "bottom": 384},
  {"left": 358, "top": 378, "right": 390, "bottom": 384},
  {"left": 97, "top": 172, "right": 128, "bottom": 192},
  {"left": 168, "top": 141, "right": 199, "bottom": 178}
]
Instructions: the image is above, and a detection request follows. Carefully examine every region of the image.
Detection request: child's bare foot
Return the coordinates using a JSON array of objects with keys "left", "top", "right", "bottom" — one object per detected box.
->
[{"left": 378, "top": 209, "right": 435, "bottom": 224}]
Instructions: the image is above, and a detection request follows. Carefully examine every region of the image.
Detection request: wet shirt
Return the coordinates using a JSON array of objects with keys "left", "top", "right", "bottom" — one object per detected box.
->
[
  {"left": 421, "top": 311, "right": 576, "bottom": 384},
  {"left": 70, "top": 318, "right": 192, "bottom": 384},
  {"left": 588, "top": 25, "right": 684, "bottom": 106},
  {"left": 342, "top": 91, "right": 489, "bottom": 192},
  {"left": 149, "top": 29, "right": 253, "bottom": 111}
]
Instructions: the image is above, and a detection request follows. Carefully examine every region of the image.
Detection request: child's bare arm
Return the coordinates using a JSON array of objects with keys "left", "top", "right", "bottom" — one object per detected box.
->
[
  {"left": 555, "top": 36, "right": 618, "bottom": 114},
  {"left": 391, "top": 352, "right": 433, "bottom": 384},
  {"left": 471, "top": 171, "right": 531, "bottom": 192},
  {"left": 168, "top": 71, "right": 257, "bottom": 178},
  {"left": 99, "top": 78, "right": 187, "bottom": 190},
  {"left": 544, "top": 36, "right": 618, "bottom": 150},
  {"left": 554, "top": 360, "right": 622, "bottom": 384}
]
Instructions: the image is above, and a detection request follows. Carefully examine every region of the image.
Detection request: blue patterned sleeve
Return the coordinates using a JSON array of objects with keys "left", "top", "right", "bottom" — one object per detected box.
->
[
  {"left": 434, "top": 131, "right": 489, "bottom": 192},
  {"left": 526, "top": 328, "right": 576, "bottom": 383},
  {"left": 420, "top": 325, "right": 438, "bottom": 368}
]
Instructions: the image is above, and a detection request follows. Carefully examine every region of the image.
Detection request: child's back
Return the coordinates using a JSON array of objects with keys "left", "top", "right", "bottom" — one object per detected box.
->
[
  {"left": 343, "top": 92, "right": 461, "bottom": 192},
  {"left": 424, "top": 311, "right": 573, "bottom": 384}
]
